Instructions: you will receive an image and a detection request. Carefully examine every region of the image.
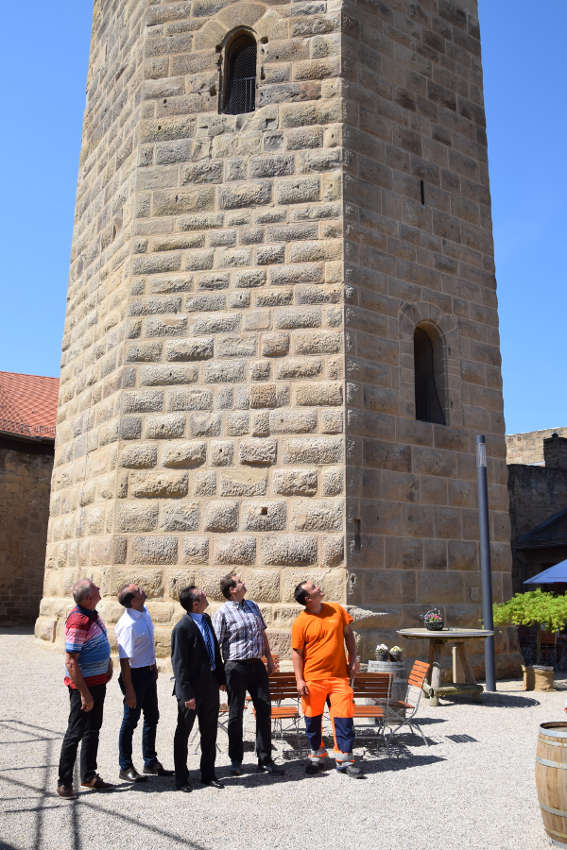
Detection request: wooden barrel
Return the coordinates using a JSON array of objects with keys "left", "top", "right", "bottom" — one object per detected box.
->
[
  {"left": 536, "top": 722, "right": 567, "bottom": 847},
  {"left": 368, "top": 660, "right": 407, "bottom": 702}
]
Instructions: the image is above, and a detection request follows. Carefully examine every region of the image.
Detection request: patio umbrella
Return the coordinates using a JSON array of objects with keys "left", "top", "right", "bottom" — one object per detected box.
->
[{"left": 524, "top": 559, "right": 567, "bottom": 584}]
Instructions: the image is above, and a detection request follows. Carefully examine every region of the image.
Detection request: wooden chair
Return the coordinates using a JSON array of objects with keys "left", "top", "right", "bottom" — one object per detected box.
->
[
  {"left": 188, "top": 688, "right": 230, "bottom": 753},
  {"left": 384, "top": 659, "right": 431, "bottom": 746},
  {"left": 244, "top": 653, "right": 281, "bottom": 709},
  {"left": 193, "top": 657, "right": 283, "bottom": 752},
  {"left": 351, "top": 672, "right": 393, "bottom": 736},
  {"left": 259, "top": 672, "right": 301, "bottom": 744}
]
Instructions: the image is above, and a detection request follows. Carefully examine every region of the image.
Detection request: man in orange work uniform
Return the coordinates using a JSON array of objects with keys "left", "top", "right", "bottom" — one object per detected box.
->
[{"left": 291, "top": 580, "right": 363, "bottom": 778}]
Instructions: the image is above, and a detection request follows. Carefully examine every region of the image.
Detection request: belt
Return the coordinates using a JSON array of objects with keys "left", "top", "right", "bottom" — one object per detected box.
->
[
  {"left": 131, "top": 665, "right": 155, "bottom": 671},
  {"left": 227, "top": 658, "right": 262, "bottom": 664}
]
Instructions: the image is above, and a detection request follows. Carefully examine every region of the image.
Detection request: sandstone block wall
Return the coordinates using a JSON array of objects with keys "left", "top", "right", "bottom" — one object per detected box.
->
[
  {"left": 0, "top": 439, "right": 53, "bottom": 623},
  {"left": 506, "top": 428, "right": 567, "bottom": 466},
  {"left": 341, "top": 0, "right": 514, "bottom": 669},
  {"left": 36, "top": 0, "right": 518, "bottom": 675},
  {"left": 38, "top": 0, "right": 348, "bottom": 658}
]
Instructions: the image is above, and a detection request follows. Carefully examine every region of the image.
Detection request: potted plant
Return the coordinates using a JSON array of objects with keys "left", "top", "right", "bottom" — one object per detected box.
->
[
  {"left": 493, "top": 590, "right": 567, "bottom": 690},
  {"left": 423, "top": 608, "right": 444, "bottom": 631}
]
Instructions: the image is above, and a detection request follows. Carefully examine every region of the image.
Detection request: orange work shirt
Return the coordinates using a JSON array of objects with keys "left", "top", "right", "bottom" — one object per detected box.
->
[{"left": 291, "top": 602, "right": 353, "bottom": 680}]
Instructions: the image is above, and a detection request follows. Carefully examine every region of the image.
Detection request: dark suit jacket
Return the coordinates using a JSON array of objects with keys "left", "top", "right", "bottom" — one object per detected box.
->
[{"left": 171, "top": 613, "right": 225, "bottom": 702}]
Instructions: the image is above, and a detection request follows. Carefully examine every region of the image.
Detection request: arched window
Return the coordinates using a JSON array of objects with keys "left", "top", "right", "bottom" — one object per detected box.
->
[
  {"left": 414, "top": 324, "right": 447, "bottom": 425},
  {"left": 223, "top": 33, "right": 257, "bottom": 115}
]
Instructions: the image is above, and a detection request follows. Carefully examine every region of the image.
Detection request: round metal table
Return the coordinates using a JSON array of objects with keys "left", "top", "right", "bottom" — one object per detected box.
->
[{"left": 397, "top": 627, "right": 495, "bottom": 705}]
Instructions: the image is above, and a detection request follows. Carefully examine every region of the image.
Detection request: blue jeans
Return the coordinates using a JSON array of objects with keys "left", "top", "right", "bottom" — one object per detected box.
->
[{"left": 118, "top": 666, "right": 159, "bottom": 770}]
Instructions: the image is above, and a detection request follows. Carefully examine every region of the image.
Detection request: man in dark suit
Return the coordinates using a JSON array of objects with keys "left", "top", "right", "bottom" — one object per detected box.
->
[{"left": 171, "top": 586, "right": 225, "bottom": 792}]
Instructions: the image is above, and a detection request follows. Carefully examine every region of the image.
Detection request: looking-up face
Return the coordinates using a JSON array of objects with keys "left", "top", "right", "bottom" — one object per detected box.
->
[
  {"left": 128, "top": 584, "right": 146, "bottom": 611},
  {"left": 86, "top": 582, "right": 101, "bottom": 608},
  {"left": 192, "top": 588, "right": 209, "bottom": 614},
  {"left": 303, "top": 581, "right": 324, "bottom": 604},
  {"left": 230, "top": 575, "right": 247, "bottom": 601}
]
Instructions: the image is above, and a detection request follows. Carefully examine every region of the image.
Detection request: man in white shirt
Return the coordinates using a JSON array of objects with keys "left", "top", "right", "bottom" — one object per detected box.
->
[{"left": 115, "top": 584, "right": 172, "bottom": 782}]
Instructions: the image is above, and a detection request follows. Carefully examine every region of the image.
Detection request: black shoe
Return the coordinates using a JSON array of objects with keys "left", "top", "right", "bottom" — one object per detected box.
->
[
  {"left": 119, "top": 766, "right": 148, "bottom": 783},
  {"left": 202, "top": 777, "right": 225, "bottom": 789},
  {"left": 305, "top": 762, "right": 322, "bottom": 775},
  {"left": 81, "top": 774, "right": 114, "bottom": 791},
  {"left": 56, "top": 784, "right": 76, "bottom": 798},
  {"left": 176, "top": 782, "right": 192, "bottom": 793},
  {"left": 143, "top": 759, "right": 174, "bottom": 776},
  {"left": 257, "top": 761, "right": 285, "bottom": 775},
  {"left": 230, "top": 762, "right": 242, "bottom": 776}
]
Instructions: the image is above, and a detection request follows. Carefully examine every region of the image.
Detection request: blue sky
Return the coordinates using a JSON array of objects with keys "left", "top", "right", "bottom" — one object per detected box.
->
[{"left": 0, "top": 2, "right": 565, "bottom": 434}]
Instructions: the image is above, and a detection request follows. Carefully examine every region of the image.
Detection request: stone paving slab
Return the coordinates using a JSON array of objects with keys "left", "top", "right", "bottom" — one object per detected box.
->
[{"left": 0, "top": 630, "right": 558, "bottom": 850}]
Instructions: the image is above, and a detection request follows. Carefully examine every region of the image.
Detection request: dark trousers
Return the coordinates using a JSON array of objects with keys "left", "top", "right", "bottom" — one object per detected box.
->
[
  {"left": 173, "top": 673, "right": 219, "bottom": 787},
  {"left": 225, "top": 659, "right": 271, "bottom": 765},
  {"left": 58, "top": 684, "right": 106, "bottom": 786},
  {"left": 118, "top": 666, "right": 159, "bottom": 770}
]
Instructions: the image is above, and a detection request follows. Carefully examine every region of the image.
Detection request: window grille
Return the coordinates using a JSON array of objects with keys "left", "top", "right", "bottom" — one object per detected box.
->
[
  {"left": 414, "top": 326, "right": 446, "bottom": 425},
  {"left": 224, "top": 35, "right": 256, "bottom": 115}
]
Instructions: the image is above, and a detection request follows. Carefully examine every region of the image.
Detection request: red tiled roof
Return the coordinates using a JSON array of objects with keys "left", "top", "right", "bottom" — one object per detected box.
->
[{"left": 0, "top": 371, "right": 59, "bottom": 439}]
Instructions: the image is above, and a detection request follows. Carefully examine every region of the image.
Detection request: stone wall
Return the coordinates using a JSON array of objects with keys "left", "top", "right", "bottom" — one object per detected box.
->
[
  {"left": 506, "top": 428, "right": 567, "bottom": 466},
  {"left": 0, "top": 437, "right": 54, "bottom": 624},
  {"left": 37, "top": 0, "right": 348, "bottom": 657},
  {"left": 508, "top": 465, "right": 567, "bottom": 541},
  {"left": 544, "top": 434, "right": 567, "bottom": 471},
  {"left": 37, "top": 0, "right": 150, "bottom": 643},
  {"left": 36, "top": 0, "right": 518, "bottom": 676},
  {"left": 508, "top": 439, "right": 567, "bottom": 591},
  {"left": 341, "top": 0, "right": 513, "bottom": 668}
]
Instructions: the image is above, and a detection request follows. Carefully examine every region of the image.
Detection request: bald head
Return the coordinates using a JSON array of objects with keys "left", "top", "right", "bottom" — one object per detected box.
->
[{"left": 72, "top": 579, "right": 100, "bottom": 610}]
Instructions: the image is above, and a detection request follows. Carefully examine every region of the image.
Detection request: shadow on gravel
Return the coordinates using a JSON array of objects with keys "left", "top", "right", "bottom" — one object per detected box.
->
[
  {"left": 0, "top": 719, "right": 210, "bottom": 850},
  {"left": 480, "top": 693, "right": 541, "bottom": 708},
  {"left": 362, "top": 743, "right": 445, "bottom": 773}
]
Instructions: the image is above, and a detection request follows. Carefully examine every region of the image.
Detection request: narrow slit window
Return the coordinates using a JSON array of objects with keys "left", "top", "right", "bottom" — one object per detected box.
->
[
  {"left": 414, "top": 325, "right": 446, "bottom": 425},
  {"left": 223, "top": 34, "right": 257, "bottom": 115}
]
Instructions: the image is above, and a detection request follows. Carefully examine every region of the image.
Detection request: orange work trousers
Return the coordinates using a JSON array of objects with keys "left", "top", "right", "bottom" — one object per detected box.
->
[{"left": 301, "top": 677, "right": 354, "bottom": 757}]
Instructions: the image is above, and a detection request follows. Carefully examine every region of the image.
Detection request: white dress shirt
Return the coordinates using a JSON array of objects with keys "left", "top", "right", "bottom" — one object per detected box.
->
[{"left": 115, "top": 607, "right": 155, "bottom": 668}]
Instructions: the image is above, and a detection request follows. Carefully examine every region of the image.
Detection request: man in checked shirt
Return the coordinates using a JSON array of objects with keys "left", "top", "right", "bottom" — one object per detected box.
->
[{"left": 213, "top": 573, "right": 284, "bottom": 776}]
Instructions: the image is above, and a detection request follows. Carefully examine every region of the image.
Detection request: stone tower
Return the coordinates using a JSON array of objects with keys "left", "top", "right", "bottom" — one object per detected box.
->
[{"left": 36, "top": 0, "right": 517, "bottom": 671}]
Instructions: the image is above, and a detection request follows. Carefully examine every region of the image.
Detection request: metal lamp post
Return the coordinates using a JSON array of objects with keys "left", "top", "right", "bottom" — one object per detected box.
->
[{"left": 476, "top": 434, "right": 496, "bottom": 692}]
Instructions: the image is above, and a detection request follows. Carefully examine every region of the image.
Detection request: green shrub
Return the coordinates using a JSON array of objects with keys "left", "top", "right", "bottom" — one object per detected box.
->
[{"left": 493, "top": 590, "right": 567, "bottom": 664}]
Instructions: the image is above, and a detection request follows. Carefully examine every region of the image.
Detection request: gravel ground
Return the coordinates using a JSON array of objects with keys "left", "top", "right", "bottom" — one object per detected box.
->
[{"left": 0, "top": 629, "right": 561, "bottom": 850}]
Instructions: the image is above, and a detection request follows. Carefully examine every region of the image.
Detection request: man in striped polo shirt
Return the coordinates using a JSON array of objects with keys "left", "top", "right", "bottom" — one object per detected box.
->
[
  {"left": 56, "top": 579, "right": 114, "bottom": 798},
  {"left": 213, "top": 573, "right": 284, "bottom": 777}
]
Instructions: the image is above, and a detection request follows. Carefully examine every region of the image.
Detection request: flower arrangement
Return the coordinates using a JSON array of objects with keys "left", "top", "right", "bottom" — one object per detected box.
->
[
  {"left": 375, "top": 643, "right": 404, "bottom": 662},
  {"left": 423, "top": 608, "right": 444, "bottom": 630}
]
